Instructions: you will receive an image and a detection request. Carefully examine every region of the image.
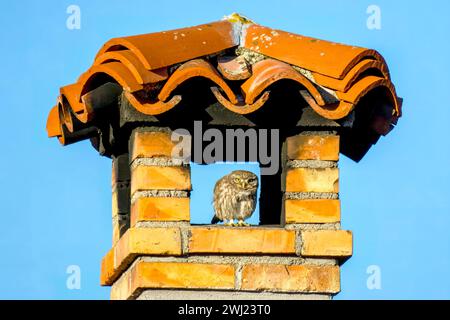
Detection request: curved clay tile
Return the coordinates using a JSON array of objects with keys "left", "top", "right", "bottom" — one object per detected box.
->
[
  {"left": 46, "top": 110, "right": 71, "bottom": 145},
  {"left": 299, "top": 90, "right": 354, "bottom": 120},
  {"left": 60, "top": 84, "right": 89, "bottom": 123},
  {"left": 312, "top": 59, "right": 390, "bottom": 92},
  {"left": 46, "top": 106, "right": 62, "bottom": 138},
  {"left": 58, "top": 96, "right": 75, "bottom": 133},
  {"left": 217, "top": 55, "right": 252, "bottom": 80},
  {"left": 124, "top": 91, "right": 182, "bottom": 116},
  {"left": 78, "top": 61, "right": 143, "bottom": 97},
  {"left": 158, "top": 59, "right": 238, "bottom": 105},
  {"left": 94, "top": 50, "right": 169, "bottom": 84},
  {"left": 95, "top": 20, "right": 237, "bottom": 71},
  {"left": 300, "top": 76, "right": 400, "bottom": 120},
  {"left": 211, "top": 86, "right": 270, "bottom": 114},
  {"left": 242, "top": 24, "right": 389, "bottom": 80},
  {"left": 336, "top": 75, "right": 400, "bottom": 115},
  {"left": 241, "top": 59, "right": 326, "bottom": 106}
]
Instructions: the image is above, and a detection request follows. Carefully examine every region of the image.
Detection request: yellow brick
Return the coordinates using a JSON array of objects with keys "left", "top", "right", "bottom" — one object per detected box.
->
[
  {"left": 241, "top": 264, "right": 340, "bottom": 293},
  {"left": 189, "top": 227, "right": 296, "bottom": 254},
  {"left": 110, "top": 268, "right": 132, "bottom": 300},
  {"left": 286, "top": 167, "right": 339, "bottom": 193},
  {"left": 285, "top": 199, "right": 340, "bottom": 223},
  {"left": 114, "top": 228, "right": 182, "bottom": 268},
  {"left": 131, "top": 131, "right": 176, "bottom": 162},
  {"left": 112, "top": 261, "right": 235, "bottom": 299},
  {"left": 287, "top": 135, "right": 339, "bottom": 160},
  {"left": 131, "top": 166, "right": 191, "bottom": 195},
  {"left": 301, "top": 230, "right": 353, "bottom": 257},
  {"left": 130, "top": 197, "right": 190, "bottom": 226}
]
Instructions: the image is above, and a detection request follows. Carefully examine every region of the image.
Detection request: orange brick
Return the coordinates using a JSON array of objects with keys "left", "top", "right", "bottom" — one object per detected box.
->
[
  {"left": 287, "top": 135, "right": 339, "bottom": 160},
  {"left": 241, "top": 264, "right": 340, "bottom": 293},
  {"left": 131, "top": 131, "right": 176, "bottom": 162},
  {"left": 134, "top": 261, "right": 235, "bottom": 289},
  {"left": 115, "top": 228, "right": 182, "bottom": 268},
  {"left": 112, "top": 261, "right": 235, "bottom": 299},
  {"left": 100, "top": 249, "right": 115, "bottom": 286},
  {"left": 131, "top": 165, "right": 191, "bottom": 194},
  {"left": 130, "top": 197, "right": 190, "bottom": 226},
  {"left": 285, "top": 167, "right": 339, "bottom": 193},
  {"left": 301, "top": 230, "right": 352, "bottom": 257},
  {"left": 285, "top": 199, "right": 340, "bottom": 223},
  {"left": 100, "top": 227, "right": 182, "bottom": 287},
  {"left": 189, "top": 227, "right": 296, "bottom": 254}
]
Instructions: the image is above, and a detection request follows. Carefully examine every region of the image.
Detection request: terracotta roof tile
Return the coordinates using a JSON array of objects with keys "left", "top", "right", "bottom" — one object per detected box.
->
[
  {"left": 312, "top": 59, "right": 390, "bottom": 93},
  {"left": 46, "top": 14, "right": 402, "bottom": 158},
  {"left": 241, "top": 59, "right": 325, "bottom": 106},
  {"left": 217, "top": 55, "right": 252, "bottom": 80},
  {"left": 241, "top": 24, "right": 389, "bottom": 80},
  {"left": 157, "top": 59, "right": 238, "bottom": 105},
  {"left": 46, "top": 106, "right": 61, "bottom": 138},
  {"left": 93, "top": 50, "right": 169, "bottom": 85},
  {"left": 94, "top": 20, "right": 238, "bottom": 70}
]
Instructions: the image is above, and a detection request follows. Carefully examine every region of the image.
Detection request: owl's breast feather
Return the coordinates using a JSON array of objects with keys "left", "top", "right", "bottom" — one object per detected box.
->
[{"left": 236, "top": 190, "right": 256, "bottom": 201}]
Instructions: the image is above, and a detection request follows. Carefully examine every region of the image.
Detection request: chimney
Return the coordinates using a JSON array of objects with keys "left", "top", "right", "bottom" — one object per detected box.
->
[{"left": 46, "top": 14, "right": 401, "bottom": 300}]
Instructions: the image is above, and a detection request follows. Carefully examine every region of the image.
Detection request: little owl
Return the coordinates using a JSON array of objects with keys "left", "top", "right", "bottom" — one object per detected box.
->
[{"left": 211, "top": 170, "right": 258, "bottom": 226}]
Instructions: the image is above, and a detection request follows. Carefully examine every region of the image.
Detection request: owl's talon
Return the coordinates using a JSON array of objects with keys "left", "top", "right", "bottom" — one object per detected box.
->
[
  {"left": 224, "top": 219, "right": 235, "bottom": 226},
  {"left": 237, "top": 220, "right": 250, "bottom": 227}
]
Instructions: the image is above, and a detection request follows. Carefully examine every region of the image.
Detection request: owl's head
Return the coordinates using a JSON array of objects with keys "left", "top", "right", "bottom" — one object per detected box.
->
[{"left": 229, "top": 170, "right": 258, "bottom": 192}]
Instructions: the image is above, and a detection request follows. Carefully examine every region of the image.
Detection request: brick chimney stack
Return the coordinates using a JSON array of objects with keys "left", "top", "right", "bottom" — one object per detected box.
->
[{"left": 102, "top": 128, "right": 351, "bottom": 299}]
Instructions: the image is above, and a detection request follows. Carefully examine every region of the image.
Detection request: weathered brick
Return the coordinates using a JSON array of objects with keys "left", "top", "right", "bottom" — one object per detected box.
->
[
  {"left": 102, "top": 227, "right": 182, "bottom": 287},
  {"left": 135, "top": 261, "right": 235, "bottom": 289},
  {"left": 241, "top": 264, "right": 340, "bottom": 293},
  {"left": 130, "top": 197, "right": 190, "bottom": 226},
  {"left": 114, "top": 228, "right": 182, "bottom": 268},
  {"left": 131, "top": 165, "right": 191, "bottom": 195},
  {"left": 131, "top": 130, "right": 176, "bottom": 162},
  {"left": 111, "top": 261, "right": 235, "bottom": 299},
  {"left": 287, "top": 135, "right": 339, "bottom": 161},
  {"left": 301, "top": 230, "right": 352, "bottom": 257},
  {"left": 110, "top": 268, "right": 132, "bottom": 300},
  {"left": 285, "top": 167, "right": 339, "bottom": 193},
  {"left": 100, "top": 249, "right": 115, "bottom": 286},
  {"left": 285, "top": 199, "right": 340, "bottom": 223},
  {"left": 189, "top": 227, "right": 296, "bottom": 254}
]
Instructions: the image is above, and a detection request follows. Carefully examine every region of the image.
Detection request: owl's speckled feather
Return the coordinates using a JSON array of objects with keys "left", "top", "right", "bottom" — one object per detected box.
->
[{"left": 211, "top": 170, "right": 258, "bottom": 226}]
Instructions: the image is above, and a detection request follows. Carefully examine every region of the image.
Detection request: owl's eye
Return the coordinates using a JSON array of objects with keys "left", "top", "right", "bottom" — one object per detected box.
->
[
  {"left": 234, "top": 178, "right": 240, "bottom": 183},
  {"left": 248, "top": 178, "right": 256, "bottom": 184}
]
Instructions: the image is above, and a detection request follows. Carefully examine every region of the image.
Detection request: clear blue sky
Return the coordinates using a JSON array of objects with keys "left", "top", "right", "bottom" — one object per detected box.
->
[{"left": 1, "top": 0, "right": 449, "bottom": 299}]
